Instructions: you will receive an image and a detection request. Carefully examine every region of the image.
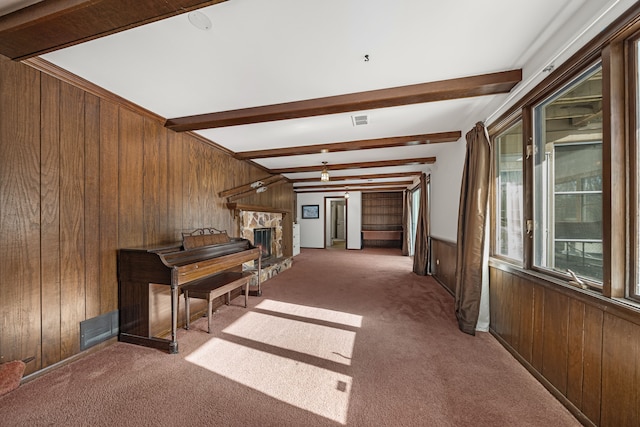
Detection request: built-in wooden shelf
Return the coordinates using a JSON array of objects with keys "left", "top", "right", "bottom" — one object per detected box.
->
[{"left": 226, "top": 203, "right": 291, "bottom": 215}]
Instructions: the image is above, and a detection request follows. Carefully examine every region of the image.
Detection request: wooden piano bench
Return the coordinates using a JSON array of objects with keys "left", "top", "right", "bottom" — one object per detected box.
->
[{"left": 183, "top": 271, "right": 253, "bottom": 333}]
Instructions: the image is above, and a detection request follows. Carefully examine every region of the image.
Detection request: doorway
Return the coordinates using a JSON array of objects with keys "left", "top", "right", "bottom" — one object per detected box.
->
[{"left": 327, "top": 198, "right": 347, "bottom": 249}]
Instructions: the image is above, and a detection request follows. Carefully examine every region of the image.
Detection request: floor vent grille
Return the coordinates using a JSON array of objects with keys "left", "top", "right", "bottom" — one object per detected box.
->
[{"left": 80, "top": 310, "right": 118, "bottom": 350}]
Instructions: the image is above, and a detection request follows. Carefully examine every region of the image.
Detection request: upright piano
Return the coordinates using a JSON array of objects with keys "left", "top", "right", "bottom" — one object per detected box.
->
[{"left": 118, "top": 230, "right": 261, "bottom": 353}]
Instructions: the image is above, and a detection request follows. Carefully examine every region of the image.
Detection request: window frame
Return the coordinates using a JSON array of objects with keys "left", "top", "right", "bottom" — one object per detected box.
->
[
  {"left": 627, "top": 31, "right": 640, "bottom": 302},
  {"left": 490, "top": 116, "right": 525, "bottom": 265},
  {"left": 530, "top": 62, "right": 604, "bottom": 288}
]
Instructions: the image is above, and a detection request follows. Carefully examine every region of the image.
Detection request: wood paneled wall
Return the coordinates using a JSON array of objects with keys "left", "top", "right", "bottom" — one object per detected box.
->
[
  {"left": 489, "top": 263, "right": 640, "bottom": 427},
  {"left": 0, "top": 55, "right": 294, "bottom": 375},
  {"left": 430, "top": 237, "right": 456, "bottom": 294}
]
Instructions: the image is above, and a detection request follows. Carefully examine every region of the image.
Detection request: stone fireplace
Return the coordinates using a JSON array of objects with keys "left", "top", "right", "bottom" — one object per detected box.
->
[
  {"left": 239, "top": 210, "right": 284, "bottom": 263},
  {"left": 238, "top": 209, "right": 292, "bottom": 287}
]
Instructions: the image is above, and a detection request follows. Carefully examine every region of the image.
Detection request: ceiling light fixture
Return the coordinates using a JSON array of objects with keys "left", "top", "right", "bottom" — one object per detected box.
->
[
  {"left": 344, "top": 187, "right": 350, "bottom": 199},
  {"left": 320, "top": 161, "right": 330, "bottom": 182}
]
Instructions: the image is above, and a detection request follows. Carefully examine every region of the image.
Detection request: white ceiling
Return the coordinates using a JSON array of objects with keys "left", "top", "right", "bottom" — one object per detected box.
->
[
  {"left": 0, "top": 0, "right": 40, "bottom": 16},
  {"left": 3, "top": 0, "right": 628, "bottom": 191}
]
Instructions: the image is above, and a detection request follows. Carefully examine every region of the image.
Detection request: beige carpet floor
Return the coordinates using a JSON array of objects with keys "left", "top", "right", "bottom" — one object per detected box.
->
[{"left": 0, "top": 248, "right": 579, "bottom": 426}]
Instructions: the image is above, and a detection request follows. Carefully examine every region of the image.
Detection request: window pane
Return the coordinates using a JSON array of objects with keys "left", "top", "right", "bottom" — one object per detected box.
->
[
  {"left": 554, "top": 194, "right": 602, "bottom": 238},
  {"left": 533, "top": 64, "right": 603, "bottom": 282},
  {"left": 494, "top": 121, "right": 523, "bottom": 260}
]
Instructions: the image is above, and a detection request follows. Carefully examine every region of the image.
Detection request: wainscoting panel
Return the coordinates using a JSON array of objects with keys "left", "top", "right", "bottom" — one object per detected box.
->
[
  {"left": 430, "top": 237, "right": 456, "bottom": 294},
  {"left": 489, "top": 262, "right": 640, "bottom": 427},
  {"left": 0, "top": 54, "right": 294, "bottom": 376}
]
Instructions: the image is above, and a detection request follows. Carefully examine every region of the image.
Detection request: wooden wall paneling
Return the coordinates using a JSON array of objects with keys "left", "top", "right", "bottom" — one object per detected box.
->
[
  {"left": 167, "top": 131, "right": 184, "bottom": 241},
  {"left": 217, "top": 152, "right": 237, "bottom": 235},
  {"left": 39, "top": 72, "right": 61, "bottom": 368},
  {"left": 208, "top": 145, "right": 227, "bottom": 230},
  {"left": 431, "top": 238, "right": 456, "bottom": 294},
  {"left": 184, "top": 138, "right": 202, "bottom": 228},
  {"left": 509, "top": 275, "right": 522, "bottom": 353},
  {"left": 601, "top": 314, "right": 639, "bottom": 427},
  {"left": 143, "top": 117, "right": 162, "bottom": 246},
  {"left": 201, "top": 139, "right": 217, "bottom": 227},
  {"left": 84, "top": 93, "right": 101, "bottom": 319},
  {"left": 99, "top": 100, "right": 119, "bottom": 313},
  {"left": 531, "top": 284, "right": 545, "bottom": 372},
  {"left": 59, "top": 82, "right": 86, "bottom": 359},
  {"left": 581, "top": 305, "right": 603, "bottom": 424},
  {"left": 489, "top": 267, "right": 499, "bottom": 334},
  {"left": 500, "top": 272, "right": 514, "bottom": 347},
  {"left": 566, "top": 299, "right": 586, "bottom": 409},
  {"left": 517, "top": 278, "right": 534, "bottom": 364},
  {"left": 494, "top": 268, "right": 505, "bottom": 337},
  {"left": 541, "top": 289, "right": 569, "bottom": 395},
  {"left": 203, "top": 140, "right": 217, "bottom": 228},
  {"left": 0, "top": 57, "right": 41, "bottom": 371},
  {"left": 118, "top": 107, "right": 144, "bottom": 248},
  {"left": 156, "top": 123, "right": 170, "bottom": 243}
]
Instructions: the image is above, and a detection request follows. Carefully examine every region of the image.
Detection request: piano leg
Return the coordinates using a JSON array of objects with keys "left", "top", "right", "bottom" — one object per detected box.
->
[
  {"left": 207, "top": 298, "right": 213, "bottom": 334},
  {"left": 256, "top": 256, "right": 262, "bottom": 296},
  {"left": 169, "top": 283, "right": 179, "bottom": 354}
]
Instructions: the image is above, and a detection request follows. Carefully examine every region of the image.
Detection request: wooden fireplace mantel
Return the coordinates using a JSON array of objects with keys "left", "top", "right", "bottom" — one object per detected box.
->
[{"left": 226, "top": 203, "right": 291, "bottom": 215}]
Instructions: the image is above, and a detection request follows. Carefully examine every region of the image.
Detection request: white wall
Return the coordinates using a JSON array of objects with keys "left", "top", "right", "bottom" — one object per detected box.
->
[
  {"left": 429, "top": 138, "right": 466, "bottom": 243},
  {"left": 346, "top": 192, "right": 362, "bottom": 250},
  {"left": 297, "top": 193, "right": 325, "bottom": 248},
  {"left": 296, "top": 191, "right": 362, "bottom": 249}
]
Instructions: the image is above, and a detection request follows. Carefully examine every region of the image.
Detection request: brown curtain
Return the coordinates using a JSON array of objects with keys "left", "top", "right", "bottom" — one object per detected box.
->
[
  {"left": 402, "top": 190, "right": 411, "bottom": 256},
  {"left": 455, "top": 122, "right": 491, "bottom": 335},
  {"left": 412, "top": 173, "right": 430, "bottom": 275}
]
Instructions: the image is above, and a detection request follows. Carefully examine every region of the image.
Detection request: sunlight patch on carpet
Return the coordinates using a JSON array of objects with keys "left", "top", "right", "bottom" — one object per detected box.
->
[
  {"left": 223, "top": 311, "right": 356, "bottom": 365},
  {"left": 186, "top": 338, "right": 352, "bottom": 424},
  {"left": 255, "top": 299, "right": 363, "bottom": 328}
]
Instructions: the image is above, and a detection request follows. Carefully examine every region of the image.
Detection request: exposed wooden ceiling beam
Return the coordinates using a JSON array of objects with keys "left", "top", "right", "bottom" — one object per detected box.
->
[
  {"left": 270, "top": 157, "right": 436, "bottom": 174},
  {"left": 165, "top": 70, "right": 522, "bottom": 132},
  {"left": 235, "top": 131, "right": 461, "bottom": 160},
  {"left": 0, "top": 0, "right": 227, "bottom": 60},
  {"left": 295, "top": 181, "right": 414, "bottom": 190},
  {"left": 295, "top": 187, "right": 408, "bottom": 193},
  {"left": 291, "top": 171, "right": 422, "bottom": 183}
]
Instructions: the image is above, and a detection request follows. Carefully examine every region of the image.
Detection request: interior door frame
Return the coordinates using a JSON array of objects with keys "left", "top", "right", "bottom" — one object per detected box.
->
[{"left": 324, "top": 196, "right": 348, "bottom": 249}]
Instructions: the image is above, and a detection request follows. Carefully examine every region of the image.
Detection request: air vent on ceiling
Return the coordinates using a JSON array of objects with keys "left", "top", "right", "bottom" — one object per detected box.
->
[{"left": 351, "top": 114, "right": 369, "bottom": 126}]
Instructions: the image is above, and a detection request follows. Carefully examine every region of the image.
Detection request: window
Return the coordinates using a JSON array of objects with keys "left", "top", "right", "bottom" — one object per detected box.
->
[
  {"left": 494, "top": 121, "right": 524, "bottom": 261},
  {"left": 533, "top": 64, "right": 603, "bottom": 284},
  {"left": 489, "top": 11, "right": 640, "bottom": 305}
]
